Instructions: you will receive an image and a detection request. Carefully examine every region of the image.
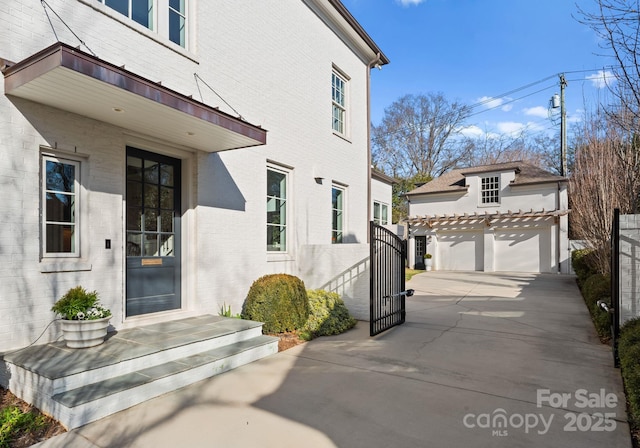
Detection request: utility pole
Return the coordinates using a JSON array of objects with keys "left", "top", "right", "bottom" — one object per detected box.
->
[{"left": 559, "top": 73, "right": 568, "bottom": 177}]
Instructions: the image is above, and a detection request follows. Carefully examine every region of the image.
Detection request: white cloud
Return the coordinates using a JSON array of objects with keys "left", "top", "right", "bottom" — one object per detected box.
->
[
  {"left": 396, "top": 0, "right": 426, "bottom": 5},
  {"left": 586, "top": 70, "right": 616, "bottom": 89},
  {"left": 523, "top": 106, "right": 548, "bottom": 118},
  {"left": 459, "top": 125, "right": 485, "bottom": 138},
  {"left": 496, "top": 122, "right": 525, "bottom": 135},
  {"left": 476, "top": 96, "right": 513, "bottom": 112}
]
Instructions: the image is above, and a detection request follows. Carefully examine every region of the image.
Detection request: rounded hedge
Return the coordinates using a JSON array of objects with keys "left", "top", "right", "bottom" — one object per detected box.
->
[
  {"left": 302, "top": 289, "right": 356, "bottom": 340},
  {"left": 241, "top": 274, "right": 309, "bottom": 334}
]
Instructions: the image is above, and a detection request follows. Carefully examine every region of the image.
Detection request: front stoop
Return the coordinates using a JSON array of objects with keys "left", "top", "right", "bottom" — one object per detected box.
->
[{"left": 0, "top": 315, "right": 278, "bottom": 429}]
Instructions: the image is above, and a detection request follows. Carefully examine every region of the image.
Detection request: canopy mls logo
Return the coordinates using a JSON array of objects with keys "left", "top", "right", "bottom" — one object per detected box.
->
[{"left": 462, "top": 388, "right": 619, "bottom": 437}]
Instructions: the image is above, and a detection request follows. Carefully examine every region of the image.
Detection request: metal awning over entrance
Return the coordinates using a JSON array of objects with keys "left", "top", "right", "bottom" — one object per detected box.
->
[{"left": 2, "top": 43, "right": 267, "bottom": 152}]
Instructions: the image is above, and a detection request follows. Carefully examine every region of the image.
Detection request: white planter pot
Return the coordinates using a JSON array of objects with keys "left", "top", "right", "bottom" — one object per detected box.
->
[
  {"left": 425, "top": 258, "right": 433, "bottom": 271},
  {"left": 60, "top": 317, "right": 110, "bottom": 348}
]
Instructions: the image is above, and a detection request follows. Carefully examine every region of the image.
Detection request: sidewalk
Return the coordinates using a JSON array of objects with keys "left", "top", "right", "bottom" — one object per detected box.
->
[{"left": 36, "top": 272, "right": 630, "bottom": 447}]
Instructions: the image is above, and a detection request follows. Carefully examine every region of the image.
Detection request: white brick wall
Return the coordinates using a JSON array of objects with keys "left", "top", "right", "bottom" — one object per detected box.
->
[
  {"left": 0, "top": 1, "right": 376, "bottom": 349},
  {"left": 619, "top": 214, "right": 640, "bottom": 325}
]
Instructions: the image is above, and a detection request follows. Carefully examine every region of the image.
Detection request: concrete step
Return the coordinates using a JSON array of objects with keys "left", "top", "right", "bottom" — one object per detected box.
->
[
  {"left": 1, "top": 315, "right": 279, "bottom": 430},
  {"left": 51, "top": 335, "right": 278, "bottom": 429}
]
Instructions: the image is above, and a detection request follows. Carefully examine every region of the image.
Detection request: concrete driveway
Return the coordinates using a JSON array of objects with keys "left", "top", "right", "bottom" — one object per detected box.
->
[{"left": 40, "top": 272, "right": 630, "bottom": 448}]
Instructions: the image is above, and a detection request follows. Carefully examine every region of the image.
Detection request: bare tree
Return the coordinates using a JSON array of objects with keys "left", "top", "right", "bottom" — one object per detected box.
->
[
  {"left": 577, "top": 0, "right": 640, "bottom": 130},
  {"left": 372, "top": 93, "right": 471, "bottom": 179},
  {"left": 569, "top": 108, "right": 635, "bottom": 273}
]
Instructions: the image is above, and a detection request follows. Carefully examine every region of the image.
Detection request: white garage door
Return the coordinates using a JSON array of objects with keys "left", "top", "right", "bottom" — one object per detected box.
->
[
  {"left": 494, "top": 228, "right": 552, "bottom": 273},
  {"left": 437, "top": 231, "right": 484, "bottom": 271}
]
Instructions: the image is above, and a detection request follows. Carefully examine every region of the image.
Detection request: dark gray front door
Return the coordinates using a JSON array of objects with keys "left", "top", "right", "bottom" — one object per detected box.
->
[{"left": 126, "top": 147, "right": 181, "bottom": 317}]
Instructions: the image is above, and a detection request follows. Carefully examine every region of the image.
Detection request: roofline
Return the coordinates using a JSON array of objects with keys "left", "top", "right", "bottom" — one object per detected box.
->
[
  {"left": 371, "top": 168, "right": 397, "bottom": 184},
  {"left": 328, "top": 0, "right": 390, "bottom": 65}
]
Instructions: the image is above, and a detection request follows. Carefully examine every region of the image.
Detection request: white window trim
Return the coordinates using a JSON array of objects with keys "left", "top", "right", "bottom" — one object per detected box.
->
[
  {"left": 332, "top": 184, "right": 346, "bottom": 244},
  {"left": 266, "top": 164, "right": 291, "bottom": 255},
  {"left": 480, "top": 175, "right": 500, "bottom": 206},
  {"left": 41, "top": 154, "right": 81, "bottom": 258},
  {"left": 332, "top": 65, "right": 350, "bottom": 138},
  {"left": 79, "top": 0, "right": 196, "bottom": 58},
  {"left": 374, "top": 201, "right": 389, "bottom": 225}
]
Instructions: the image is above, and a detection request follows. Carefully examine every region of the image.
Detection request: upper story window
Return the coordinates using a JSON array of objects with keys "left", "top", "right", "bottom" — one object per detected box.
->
[
  {"left": 42, "top": 155, "right": 80, "bottom": 257},
  {"left": 99, "top": 0, "right": 187, "bottom": 48},
  {"left": 332, "top": 186, "right": 345, "bottom": 243},
  {"left": 332, "top": 69, "right": 348, "bottom": 135},
  {"left": 373, "top": 202, "right": 389, "bottom": 225},
  {"left": 480, "top": 175, "right": 500, "bottom": 204},
  {"left": 267, "top": 167, "right": 288, "bottom": 252}
]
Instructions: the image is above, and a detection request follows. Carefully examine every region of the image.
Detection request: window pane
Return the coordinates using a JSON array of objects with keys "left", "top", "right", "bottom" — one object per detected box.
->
[
  {"left": 267, "top": 168, "right": 287, "bottom": 252},
  {"left": 332, "top": 188, "right": 343, "bottom": 209},
  {"left": 105, "top": 0, "right": 128, "bottom": 16},
  {"left": 132, "top": 0, "right": 153, "bottom": 28},
  {"left": 46, "top": 161, "right": 75, "bottom": 193},
  {"left": 46, "top": 193, "right": 74, "bottom": 223},
  {"left": 170, "top": 0, "right": 185, "bottom": 12},
  {"left": 382, "top": 205, "right": 388, "bottom": 224},
  {"left": 169, "top": 9, "right": 186, "bottom": 47},
  {"left": 46, "top": 224, "right": 74, "bottom": 253}
]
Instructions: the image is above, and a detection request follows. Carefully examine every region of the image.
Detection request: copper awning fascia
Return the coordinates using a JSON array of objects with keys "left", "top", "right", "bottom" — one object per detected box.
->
[{"left": 2, "top": 43, "right": 267, "bottom": 152}]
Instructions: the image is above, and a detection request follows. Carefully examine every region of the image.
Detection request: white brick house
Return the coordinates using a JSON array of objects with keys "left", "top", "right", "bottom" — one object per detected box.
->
[
  {"left": 0, "top": 0, "right": 388, "bottom": 351},
  {"left": 405, "top": 161, "right": 570, "bottom": 274}
]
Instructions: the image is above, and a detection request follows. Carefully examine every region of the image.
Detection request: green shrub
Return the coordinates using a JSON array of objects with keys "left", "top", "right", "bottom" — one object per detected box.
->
[
  {"left": 572, "top": 249, "right": 598, "bottom": 285},
  {"left": 241, "top": 274, "right": 309, "bottom": 334},
  {"left": 580, "top": 273, "right": 611, "bottom": 339},
  {"left": 302, "top": 290, "right": 357, "bottom": 340},
  {"left": 619, "top": 318, "right": 640, "bottom": 430}
]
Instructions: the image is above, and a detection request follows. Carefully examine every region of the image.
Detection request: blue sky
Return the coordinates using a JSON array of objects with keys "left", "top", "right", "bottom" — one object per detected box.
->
[{"left": 343, "top": 0, "right": 617, "bottom": 138}]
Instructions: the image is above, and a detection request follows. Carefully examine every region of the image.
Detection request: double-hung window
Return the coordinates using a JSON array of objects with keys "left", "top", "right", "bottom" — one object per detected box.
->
[
  {"left": 267, "top": 167, "right": 288, "bottom": 252},
  {"left": 98, "top": 0, "right": 187, "bottom": 48},
  {"left": 42, "top": 156, "right": 80, "bottom": 257},
  {"left": 332, "top": 69, "right": 347, "bottom": 135},
  {"left": 480, "top": 175, "right": 500, "bottom": 205},
  {"left": 332, "top": 186, "right": 345, "bottom": 244},
  {"left": 373, "top": 202, "right": 389, "bottom": 225}
]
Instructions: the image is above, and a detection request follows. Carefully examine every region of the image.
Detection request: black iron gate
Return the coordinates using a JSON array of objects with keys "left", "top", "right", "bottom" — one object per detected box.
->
[{"left": 370, "top": 221, "right": 411, "bottom": 336}]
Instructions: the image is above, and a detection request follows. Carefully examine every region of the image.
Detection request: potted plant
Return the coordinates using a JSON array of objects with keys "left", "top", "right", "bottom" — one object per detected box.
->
[
  {"left": 424, "top": 253, "right": 433, "bottom": 271},
  {"left": 51, "top": 286, "right": 112, "bottom": 348}
]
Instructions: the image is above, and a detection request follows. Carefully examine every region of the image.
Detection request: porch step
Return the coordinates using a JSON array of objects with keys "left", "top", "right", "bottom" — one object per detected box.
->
[{"left": 1, "top": 316, "right": 279, "bottom": 429}]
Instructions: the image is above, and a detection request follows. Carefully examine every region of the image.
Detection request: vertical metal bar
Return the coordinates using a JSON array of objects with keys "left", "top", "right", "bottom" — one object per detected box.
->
[{"left": 612, "top": 208, "right": 620, "bottom": 367}]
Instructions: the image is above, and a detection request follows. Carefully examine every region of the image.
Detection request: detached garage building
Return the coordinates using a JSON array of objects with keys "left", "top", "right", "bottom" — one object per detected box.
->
[{"left": 405, "top": 161, "right": 569, "bottom": 274}]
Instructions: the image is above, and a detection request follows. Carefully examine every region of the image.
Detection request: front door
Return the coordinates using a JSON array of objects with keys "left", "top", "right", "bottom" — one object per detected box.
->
[
  {"left": 415, "top": 236, "right": 426, "bottom": 270},
  {"left": 126, "top": 147, "right": 181, "bottom": 316}
]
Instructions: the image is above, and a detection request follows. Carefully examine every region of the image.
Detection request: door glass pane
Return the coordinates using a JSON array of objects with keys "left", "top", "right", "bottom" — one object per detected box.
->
[
  {"left": 160, "top": 164, "right": 174, "bottom": 187},
  {"left": 160, "top": 234, "right": 174, "bottom": 256},
  {"left": 127, "top": 233, "right": 142, "bottom": 256},
  {"left": 160, "top": 210, "right": 173, "bottom": 232},
  {"left": 46, "top": 161, "right": 75, "bottom": 193},
  {"left": 144, "top": 160, "right": 159, "bottom": 183},
  {"left": 127, "top": 181, "right": 142, "bottom": 206},
  {"left": 144, "top": 209, "right": 158, "bottom": 231},
  {"left": 144, "top": 184, "right": 159, "bottom": 209},
  {"left": 127, "top": 207, "right": 142, "bottom": 231},
  {"left": 160, "top": 187, "right": 174, "bottom": 209},
  {"left": 127, "top": 157, "right": 143, "bottom": 181},
  {"left": 46, "top": 193, "right": 74, "bottom": 222},
  {"left": 144, "top": 234, "right": 158, "bottom": 256}
]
